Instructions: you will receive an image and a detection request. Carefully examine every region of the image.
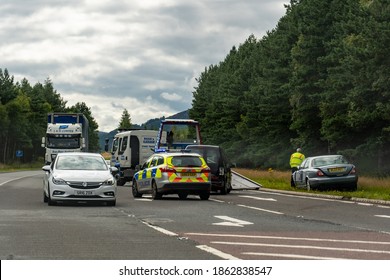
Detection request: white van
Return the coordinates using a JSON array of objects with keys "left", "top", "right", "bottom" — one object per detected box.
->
[{"left": 110, "top": 130, "right": 159, "bottom": 186}]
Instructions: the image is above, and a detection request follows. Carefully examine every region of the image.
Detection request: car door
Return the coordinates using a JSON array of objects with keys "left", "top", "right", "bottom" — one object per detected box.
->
[
  {"left": 295, "top": 159, "right": 308, "bottom": 187},
  {"left": 136, "top": 157, "right": 153, "bottom": 192}
]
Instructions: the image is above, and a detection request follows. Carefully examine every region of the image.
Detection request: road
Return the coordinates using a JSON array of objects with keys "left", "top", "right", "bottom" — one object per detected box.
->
[{"left": 0, "top": 170, "right": 390, "bottom": 260}]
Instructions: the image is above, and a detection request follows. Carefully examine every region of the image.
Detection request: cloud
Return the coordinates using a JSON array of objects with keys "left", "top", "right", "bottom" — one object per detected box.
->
[{"left": 0, "top": 0, "right": 288, "bottom": 132}]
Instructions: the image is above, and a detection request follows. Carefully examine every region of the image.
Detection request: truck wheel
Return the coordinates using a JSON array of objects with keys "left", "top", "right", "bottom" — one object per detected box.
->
[{"left": 132, "top": 180, "right": 143, "bottom": 198}]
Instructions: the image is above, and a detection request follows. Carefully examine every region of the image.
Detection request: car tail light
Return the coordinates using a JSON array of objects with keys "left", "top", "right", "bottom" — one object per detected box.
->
[
  {"left": 201, "top": 167, "right": 210, "bottom": 173},
  {"left": 317, "top": 170, "right": 324, "bottom": 176},
  {"left": 159, "top": 166, "right": 176, "bottom": 173},
  {"left": 350, "top": 167, "right": 356, "bottom": 174}
]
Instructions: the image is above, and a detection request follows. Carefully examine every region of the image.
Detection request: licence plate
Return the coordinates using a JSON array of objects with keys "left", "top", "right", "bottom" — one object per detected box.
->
[
  {"left": 328, "top": 167, "right": 345, "bottom": 172},
  {"left": 75, "top": 190, "right": 94, "bottom": 196},
  {"left": 180, "top": 172, "right": 196, "bottom": 177}
]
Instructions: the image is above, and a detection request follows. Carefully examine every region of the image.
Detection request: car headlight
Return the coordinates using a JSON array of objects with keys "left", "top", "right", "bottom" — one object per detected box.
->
[
  {"left": 52, "top": 177, "right": 66, "bottom": 185},
  {"left": 102, "top": 178, "right": 115, "bottom": 186}
]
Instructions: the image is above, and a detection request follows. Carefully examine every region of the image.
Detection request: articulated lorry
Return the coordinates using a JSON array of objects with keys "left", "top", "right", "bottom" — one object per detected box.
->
[{"left": 41, "top": 113, "right": 89, "bottom": 164}]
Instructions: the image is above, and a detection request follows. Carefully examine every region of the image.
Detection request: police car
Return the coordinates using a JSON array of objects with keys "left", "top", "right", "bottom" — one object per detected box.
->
[{"left": 132, "top": 152, "right": 211, "bottom": 200}]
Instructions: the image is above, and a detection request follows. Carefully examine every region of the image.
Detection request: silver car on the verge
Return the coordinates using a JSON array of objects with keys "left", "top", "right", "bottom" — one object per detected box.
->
[
  {"left": 42, "top": 152, "right": 118, "bottom": 206},
  {"left": 292, "top": 155, "right": 358, "bottom": 191}
]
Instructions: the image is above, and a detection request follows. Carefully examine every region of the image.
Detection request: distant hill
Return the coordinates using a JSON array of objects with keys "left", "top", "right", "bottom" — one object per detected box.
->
[{"left": 98, "top": 109, "right": 189, "bottom": 151}]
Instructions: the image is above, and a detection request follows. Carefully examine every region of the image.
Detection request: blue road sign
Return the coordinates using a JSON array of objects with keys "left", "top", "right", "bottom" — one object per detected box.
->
[{"left": 16, "top": 150, "right": 23, "bottom": 158}]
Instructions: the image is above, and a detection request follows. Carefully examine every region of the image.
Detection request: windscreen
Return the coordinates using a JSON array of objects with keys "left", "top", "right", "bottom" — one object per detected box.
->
[{"left": 47, "top": 134, "right": 80, "bottom": 149}]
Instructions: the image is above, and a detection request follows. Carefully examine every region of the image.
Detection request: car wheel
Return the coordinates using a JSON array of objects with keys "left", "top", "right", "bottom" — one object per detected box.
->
[
  {"left": 47, "top": 187, "right": 56, "bottom": 206},
  {"left": 178, "top": 193, "right": 188, "bottom": 200},
  {"left": 199, "top": 192, "right": 210, "bottom": 200},
  {"left": 151, "top": 181, "right": 162, "bottom": 200},
  {"left": 220, "top": 180, "right": 228, "bottom": 195},
  {"left": 227, "top": 182, "right": 232, "bottom": 194},
  {"left": 43, "top": 191, "right": 48, "bottom": 203},
  {"left": 132, "top": 180, "right": 143, "bottom": 198},
  {"left": 350, "top": 183, "right": 358, "bottom": 192},
  {"left": 117, "top": 178, "right": 126, "bottom": 186},
  {"left": 306, "top": 179, "right": 311, "bottom": 191}
]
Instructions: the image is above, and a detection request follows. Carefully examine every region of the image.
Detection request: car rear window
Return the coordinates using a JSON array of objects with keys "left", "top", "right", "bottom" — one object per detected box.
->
[
  {"left": 188, "top": 147, "right": 220, "bottom": 164},
  {"left": 312, "top": 156, "right": 348, "bottom": 167},
  {"left": 170, "top": 156, "right": 203, "bottom": 167}
]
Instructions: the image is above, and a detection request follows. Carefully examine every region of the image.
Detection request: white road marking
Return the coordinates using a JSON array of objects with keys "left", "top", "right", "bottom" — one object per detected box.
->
[
  {"left": 0, "top": 174, "right": 41, "bottom": 186},
  {"left": 209, "top": 198, "right": 225, "bottom": 203},
  {"left": 242, "top": 252, "right": 347, "bottom": 260},
  {"left": 141, "top": 221, "right": 178, "bottom": 237},
  {"left": 375, "top": 215, "right": 390, "bottom": 219},
  {"left": 213, "top": 216, "right": 253, "bottom": 227},
  {"left": 196, "top": 245, "right": 240, "bottom": 260},
  {"left": 134, "top": 198, "right": 153, "bottom": 202},
  {"left": 211, "top": 241, "right": 390, "bottom": 255},
  {"left": 239, "top": 195, "right": 276, "bottom": 201},
  {"left": 185, "top": 232, "right": 390, "bottom": 245},
  {"left": 237, "top": 204, "right": 284, "bottom": 215}
]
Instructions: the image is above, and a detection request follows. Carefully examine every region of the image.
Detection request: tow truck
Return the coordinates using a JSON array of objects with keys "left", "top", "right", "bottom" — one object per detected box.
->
[{"left": 154, "top": 119, "right": 202, "bottom": 152}]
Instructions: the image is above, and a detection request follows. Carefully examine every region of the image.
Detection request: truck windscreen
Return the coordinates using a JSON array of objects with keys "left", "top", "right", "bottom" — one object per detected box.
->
[{"left": 47, "top": 135, "right": 80, "bottom": 149}]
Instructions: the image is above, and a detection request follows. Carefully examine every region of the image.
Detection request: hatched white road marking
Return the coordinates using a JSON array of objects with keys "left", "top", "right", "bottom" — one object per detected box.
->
[
  {"left": 212, "top": 241, "right": 390, "bottom": 255},
  {"left": 213, "top": 216, "right": 253, "bottom": 227},
  {"left": 239, "top": 195, "right": 276, "bottom": 201},
  {"left": 238, "top": 204, "right": 284, "bottom": 215}
]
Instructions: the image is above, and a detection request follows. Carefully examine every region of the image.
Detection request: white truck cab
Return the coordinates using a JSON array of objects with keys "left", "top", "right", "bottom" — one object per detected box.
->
[{"left": 109, "top": 130, "right": 158, "bottom": 186}]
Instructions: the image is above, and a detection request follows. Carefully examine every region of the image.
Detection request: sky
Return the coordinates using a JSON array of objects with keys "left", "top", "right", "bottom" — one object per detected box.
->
[{"left": 1, "top": 0, "right": 289, "bottom": 132}]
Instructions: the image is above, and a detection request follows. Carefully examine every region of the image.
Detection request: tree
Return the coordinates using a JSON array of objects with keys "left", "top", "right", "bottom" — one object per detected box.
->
[
  {"left": 118, "top": 109, "right": 132, "bottom": 130},
  {"left": 68, "top": 102, "right": 100, "bottom": 152}
]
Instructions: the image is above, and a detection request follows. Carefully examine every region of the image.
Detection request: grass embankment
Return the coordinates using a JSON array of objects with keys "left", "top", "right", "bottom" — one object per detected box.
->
[
  {"left": 234, "top": 168, "right": 390, "bottom": 202},
  {"left": 0, "top": 162, "right": 44, "bottom": 172}
]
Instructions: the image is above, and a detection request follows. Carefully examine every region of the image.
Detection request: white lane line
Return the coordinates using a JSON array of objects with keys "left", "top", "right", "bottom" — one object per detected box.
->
[
  {"left": 209, "top": 198, "right": 225, "bottom": 203},
  {"left": 140, "top": 221, "right": 178, "bottom": 237},
  {"left": 213, "top": 216, "right": 253, "bottom": 227},
  {"left": 239, "top": 195, "right": 276, "bottom": 201},
  {"left": 0, "top": 174, "right": 41, "bottom": 186},
  {"left": 196, "top": 245, "right": 240, "bottom": 260},
  {"left": 375, "top": 215, "right": 390, "bottom": 219},
  {"left": 185, "top": 232, "right": 390, "bottom": 245},
  {"left": 242, "top": 252, "right": 347, "bottom": 260},
  {"left": 211, "top": 241, "right": 390, "bottom": 255},
  {"left": 237, "top": 204, "right": 284, "bottom": 215}
]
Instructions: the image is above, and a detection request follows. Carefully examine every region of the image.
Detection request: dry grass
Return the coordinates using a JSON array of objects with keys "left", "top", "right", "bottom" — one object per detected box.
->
[{"left": 234, "top": 168, "right": 390, "bottom": 201}]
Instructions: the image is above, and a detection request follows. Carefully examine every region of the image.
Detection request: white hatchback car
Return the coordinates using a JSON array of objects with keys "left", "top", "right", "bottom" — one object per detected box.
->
[{"left": 42, "top": 152, "right": 118, "bottom": 206}]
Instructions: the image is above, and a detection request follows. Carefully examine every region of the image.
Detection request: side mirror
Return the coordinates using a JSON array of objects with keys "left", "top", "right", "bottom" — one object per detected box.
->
[
  {"left": 104, "top": 138, "right": 109, "bottom": 152},
  {"left": 42, "top": 165, "right": 51, "bottom": 172}
]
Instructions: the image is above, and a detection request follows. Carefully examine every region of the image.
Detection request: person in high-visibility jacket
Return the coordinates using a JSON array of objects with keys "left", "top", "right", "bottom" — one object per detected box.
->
[{"left": 290, "top": 148, "right": 305, "bottom": 186}]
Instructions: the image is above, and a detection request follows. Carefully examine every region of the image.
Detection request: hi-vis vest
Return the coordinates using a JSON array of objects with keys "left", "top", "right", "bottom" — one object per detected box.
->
[{"left": 290, "top": 152, "right": 305, "bottom": 168}]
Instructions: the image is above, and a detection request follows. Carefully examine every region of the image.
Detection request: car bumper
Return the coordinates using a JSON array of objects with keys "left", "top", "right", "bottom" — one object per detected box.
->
[
  {"left": 158, "top": 182, "right": 211, "bottom": 195},
  {"left": 48, "top": 184, "right": 117, "bottom": 202},
  {"left": 309, "top": 175, "right": 358, "bottom": 189}
]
